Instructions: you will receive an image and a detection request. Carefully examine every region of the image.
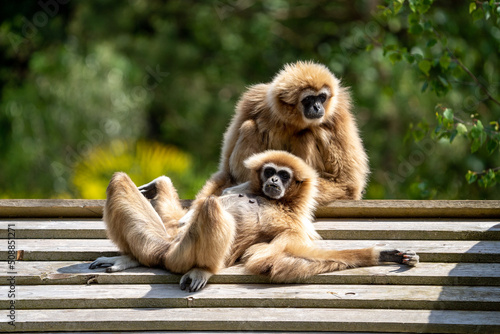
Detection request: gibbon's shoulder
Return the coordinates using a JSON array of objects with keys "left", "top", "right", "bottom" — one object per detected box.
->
[{"left": 235, "top": 83, "right": 270, "bottom": 118}]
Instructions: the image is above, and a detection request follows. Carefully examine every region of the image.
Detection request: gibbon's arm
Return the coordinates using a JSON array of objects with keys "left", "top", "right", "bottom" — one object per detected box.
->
[
  {"left": 195, "top": 119, "right": 262, "bottom": 200},
  {"left": 315, "top": 177, "right": 362, "bottom": 202},
  {"left": 242, "top": 232, "right": 417, "bottom": 282},
  {"left": 221, "top": 181, "right": 251, "bottom": 196},
  {"left": 194, "top": 170, "right": 233, "bottom": 199}
]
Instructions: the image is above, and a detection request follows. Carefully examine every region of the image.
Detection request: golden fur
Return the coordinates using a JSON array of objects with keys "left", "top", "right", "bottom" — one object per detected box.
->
[
  {"left": 91, "top": 150, "right": 417, "bottom": 292},
  {"left": 197, "top": 61, "right": 369, "bottom": 205}
]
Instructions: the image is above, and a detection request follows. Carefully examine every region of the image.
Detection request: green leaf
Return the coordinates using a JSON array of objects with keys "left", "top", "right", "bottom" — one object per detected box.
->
[
  {"left": 449, "top": 129, "right": 458, "bottom": 143},
  {"left": 439, "top": 53, "right": 451, "bottom": 70},
  {"left": 404, "top": 53, "right": 416, "bottom": 64},
  {"left": 389, "top": 52, "right": 403, "bottom": 64},
  {"left": 393, "top": 0, "right": 404, "bottom": 14},
  {"left": 465, "top": 170, "right": 477, "bottom": 184},
  {"left": 443, "top": 108, "right": 454, "bottom": 121},
  {"left": 418, "top": 59, "right": 432, "bottom": 75},
  {"left": 487, "top": 139, "right": 499, "bottom": 155},
  {"left": 471, "top": 138, "right": 482, "bottom": 153},
  {"left": 409, "top": 22, "right": 424, "bottom": 34},
  {"left": 421, "top": 80, "right": 429, "bottom": 92},
  {"left": 427, "top": 38, "right": 437, "bottom": 47},
  {"left": 383, "top": 44, "right": 398, "bottom": 55},
  {"left": 409, "top": 0, "right": 419, "bottom": 13},
  {"left": 469, "top": 2, "right": 477, "bottom": 13},
  {"left": 456, "top": 123, "right": 468, "bottom": 135},
  {"left": 472, "top": 8, "right": 484, "bottom": 21},
  {"left": 476, "top": 120, "right": 484, "bottom": 131}
]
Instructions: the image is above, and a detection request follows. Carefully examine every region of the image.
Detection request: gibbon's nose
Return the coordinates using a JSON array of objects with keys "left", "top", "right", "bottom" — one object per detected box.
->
[{"left": 271, "top": 176, "right": 279, "bottom": 183}]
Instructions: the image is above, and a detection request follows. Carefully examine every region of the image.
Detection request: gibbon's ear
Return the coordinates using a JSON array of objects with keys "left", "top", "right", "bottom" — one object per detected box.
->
[{"left": 243, "top": 150, "right": 317, "bottom": 183}]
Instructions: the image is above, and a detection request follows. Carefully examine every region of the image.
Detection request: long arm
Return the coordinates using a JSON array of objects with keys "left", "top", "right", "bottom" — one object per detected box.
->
[{"left": 242, "top": 233, "right": 418, "bottom": 282}]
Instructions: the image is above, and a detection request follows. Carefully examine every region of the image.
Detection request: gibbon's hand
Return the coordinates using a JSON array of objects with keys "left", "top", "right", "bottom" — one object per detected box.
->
[
  {"left": 179, "top": 268, "right": 213, "bottom": 292},
  {"left": 89, "top": 255, "right": 140, "bottom": 272},
  {"left": 379, "top": 249, "right": 419, "bottom": 267}
]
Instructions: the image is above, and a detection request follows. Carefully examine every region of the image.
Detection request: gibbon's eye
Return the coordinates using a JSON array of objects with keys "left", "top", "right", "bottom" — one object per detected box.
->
[
  {"left": 301, "top": 95, "right": 315, "bottom": 106},
  {"left": 318, "top": 93, "right": 327, "bottom": 103},
  {"left": 278, "top": 170, "right": 290, "bottom": 182},
  {"left": 263, "top": 167, "right": 276, "bottom": 179}
]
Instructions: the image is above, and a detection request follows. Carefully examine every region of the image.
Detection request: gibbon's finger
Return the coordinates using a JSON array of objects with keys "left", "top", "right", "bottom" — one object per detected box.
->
[
  {"left": 402, "top": 250, "right": 419, "bottom": 267},
  {"left": 190, "top": 278, "right": 207, "bottom": 292},
  {"left": 179, "top": 274, "right": 191, "bottom": 291},
  {"left": 88, "top": 261, "right": 111, "bottom": 269},
  {"left": 89, "top": 257, "right": 114, "bottom": 269}
]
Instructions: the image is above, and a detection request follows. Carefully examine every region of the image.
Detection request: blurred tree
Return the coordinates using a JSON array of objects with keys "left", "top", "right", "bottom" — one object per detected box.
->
[
  {"left": 0, "top": 0, "right": 498, "bottom": 199},
  {"left": 372, "top": 0, "right": 500, "bottom": 193}
]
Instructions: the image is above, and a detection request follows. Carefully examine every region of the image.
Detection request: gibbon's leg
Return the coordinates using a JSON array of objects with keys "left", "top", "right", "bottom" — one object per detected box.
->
[
  {"left": 95, "top": 172, "right": 174, "bottom": 270},
  {"left": 165, "top": 196, "right": 237, "bottom": 292},
  {"left": 243, "top": 239, "right": 419, "bottom": 282},
  {"left": 149, "top": 176, "right": 187, "bottom": 236},
  {"left": 89, "top": 255, "right": 140, "bottom": 273},
  {"left": 138, "top": 175, "right": 187, "bottom": 233}
]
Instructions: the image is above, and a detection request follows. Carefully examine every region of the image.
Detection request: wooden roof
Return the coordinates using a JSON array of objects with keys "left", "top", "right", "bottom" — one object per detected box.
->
[{"left": 1, "top": 199, "right": 499, "bottom": 333}]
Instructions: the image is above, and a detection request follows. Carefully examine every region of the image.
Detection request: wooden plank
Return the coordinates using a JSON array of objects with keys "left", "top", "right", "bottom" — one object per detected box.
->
[
  {"left": 314, "top": 219, "right": 500, "bottom": 240},
  {"left": 1, "top": 283, "right": 498, "bottom": 311},
  {"left": 2, "top": 199, "right": 500, "bottom": 218},
  {"left": 1, "top": 261, "right": 499, "bottom": 286},
  {"left": 317, "top": 200, "right": 500, "bottom": 218},
  {"left": 2, "top": 308, "right": 499, "bottom": 333},
  {"left": 3, "top": 218, "right": 499, "bottom": 240},
  {"left": 0, "top": 219, "right": 106, "bottom": 239},
  {"left": 2, "top": 239, "right": 498, "bottom": 262},
  {"left": 0, "top": 199, "right": 106, "bottom": 218}
]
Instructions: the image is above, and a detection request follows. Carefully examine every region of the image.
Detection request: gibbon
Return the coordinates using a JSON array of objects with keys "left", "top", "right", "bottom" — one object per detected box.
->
[
  {"left": 196, "top": 60, "right": 369, "bottom": 205},
  {"left": 90, "top": 150, "right": 418, "bottom": 292}
]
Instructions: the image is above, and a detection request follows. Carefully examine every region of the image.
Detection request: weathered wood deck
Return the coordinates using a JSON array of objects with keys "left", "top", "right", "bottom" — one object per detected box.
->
[{"left": 1, "top": 199, "right": 500, "bottom": 333}]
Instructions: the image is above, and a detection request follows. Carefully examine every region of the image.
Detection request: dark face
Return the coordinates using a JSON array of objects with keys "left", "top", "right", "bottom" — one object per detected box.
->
[
  {"left": 260, "top": 163, "right": 293, "bottom": 199},
  {"left": 301, "top": 93, "right": 327, "bottom": 120}
]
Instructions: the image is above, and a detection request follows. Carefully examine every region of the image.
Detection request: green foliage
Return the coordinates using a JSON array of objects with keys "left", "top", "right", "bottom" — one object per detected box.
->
[
  {"left": 375, "top": 0, "right": 500, "bottom": 193},
  {"left": 0, "top": 1, "right": 498, "bottom": 200}
]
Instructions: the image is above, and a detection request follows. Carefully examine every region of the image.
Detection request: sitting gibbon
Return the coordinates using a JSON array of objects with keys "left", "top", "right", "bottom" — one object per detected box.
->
[
  {"left": 90, "top": 150, "right": 418, "bottom": 292},
  {"left": 196, "top": 61, "right": 369, "bottom": 205}
]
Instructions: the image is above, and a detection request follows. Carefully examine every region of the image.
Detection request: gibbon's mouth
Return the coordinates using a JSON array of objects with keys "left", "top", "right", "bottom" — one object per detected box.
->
[
  {"left": 264, "top": 184, "right": 284, "bottom": 199},
  {"left": 304, "top": 109, "right": 325, "bottom": 120}
]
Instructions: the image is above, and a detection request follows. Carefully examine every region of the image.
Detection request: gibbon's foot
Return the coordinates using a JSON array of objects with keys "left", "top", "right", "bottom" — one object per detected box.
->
[
  {"left": 379, "top": 249, "right": 419, "bottom": 267},
  {"left": 179, "top": 268, "right": 213, "bottom": 292},
  {"left": 89, "top": 255, "right": 141, "bottom": 272},
  {"left": 138, "top": 176, "right": 172, "bottom": 199}
]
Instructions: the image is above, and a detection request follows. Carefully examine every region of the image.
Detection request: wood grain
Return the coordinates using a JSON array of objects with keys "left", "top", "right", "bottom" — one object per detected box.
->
[
  {"left": 1, "top": 283, "right": 498, "bottom": 310},
  {"left": 2, "top": 199, "right": 499, "bottom": 218},
  {"left": 3, "top": 308, "right": 499, "bottom": 333},
  {"left": 1, "top": 261, "right": 499, "bottom": 286}
]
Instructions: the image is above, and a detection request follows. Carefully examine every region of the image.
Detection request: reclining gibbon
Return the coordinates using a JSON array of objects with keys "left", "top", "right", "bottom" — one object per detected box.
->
[
  {"left": 196, "top": 60, "right": 369, "bottom": 205},
  {"left": 90, "top": 150, "right": 418, "bottom": 292}
]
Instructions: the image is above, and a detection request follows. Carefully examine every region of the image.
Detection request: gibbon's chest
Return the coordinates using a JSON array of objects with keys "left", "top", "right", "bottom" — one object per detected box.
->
[
  {"left": 220, "top": 193, "right": 265, "bottom": 226},
  {"left": 262, "top": 126, "right": 331, "bottom": 170}
]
